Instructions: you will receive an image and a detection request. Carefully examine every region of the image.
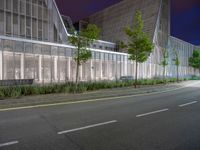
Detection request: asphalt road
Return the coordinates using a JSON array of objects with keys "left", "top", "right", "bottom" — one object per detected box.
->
[{"left": 0, "top": 82, "right": 200, "bottom": 150}]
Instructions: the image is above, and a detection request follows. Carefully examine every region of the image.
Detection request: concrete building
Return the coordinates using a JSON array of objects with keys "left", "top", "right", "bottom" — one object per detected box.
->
[
  {"left": 0, "top": 0, "right": 199, "bottom": 84},
  {"left": 85, "top": 0, "right": 199, "bottom": 78},
  {"left": 86, "top": 0, "right": 169, "bottom": 46}
]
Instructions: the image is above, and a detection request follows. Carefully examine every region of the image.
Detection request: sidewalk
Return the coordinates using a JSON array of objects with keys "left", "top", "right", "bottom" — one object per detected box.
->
[{"left": 0, "top": 81, "right": 198, "bottom": 109}]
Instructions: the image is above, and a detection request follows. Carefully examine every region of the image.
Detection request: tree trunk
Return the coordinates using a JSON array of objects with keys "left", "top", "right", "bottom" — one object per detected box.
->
[
  {"left": 176, "top": 65, "right": 179, "bottom": 82},
  {"left": 163, "top": 66, "right": 166, "bottom": 83},
  {"left": 75, "top": 62, "right": 79, "bottom": 93},
  {"left": 75, "top": 47, "right": 80, "bottom": 93},
  {"left": 135, "top": 61, "right": 138, "bottom": 88},
  {"left": 75, "top": 63, "right": 79, "bottom": 83}
]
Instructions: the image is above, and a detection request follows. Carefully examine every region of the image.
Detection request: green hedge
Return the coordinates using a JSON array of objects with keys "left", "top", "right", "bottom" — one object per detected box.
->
[
  {"left": 0, "top": 78, "right": 189, "bottom": 99},
  {"left": 190, "top": 75, "right": 200, "bottom": 80}
]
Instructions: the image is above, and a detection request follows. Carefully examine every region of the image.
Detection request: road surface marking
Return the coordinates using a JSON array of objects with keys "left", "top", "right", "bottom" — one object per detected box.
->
[
  {"left": 58, "top": 120, "right": 117, "bottom": 135},
  {"left": 179, "top": 101, "right": 198, "bottom": 107},
  {"left": 0, "top": 82, "right": 199, "bottom": 112},
  {"left": 0, "top": 141, "right": 18, "bottom": 147},
  {"left": 136, "top": 108, "right": 169, "bottom": 118}
]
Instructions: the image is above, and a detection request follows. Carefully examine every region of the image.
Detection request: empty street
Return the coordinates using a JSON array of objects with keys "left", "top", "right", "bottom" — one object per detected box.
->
[{"left": 0, "top": 82, "right": 200, "bottom": 150}]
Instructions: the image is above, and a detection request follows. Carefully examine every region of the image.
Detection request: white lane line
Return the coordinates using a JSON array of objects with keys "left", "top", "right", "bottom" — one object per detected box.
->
[
  {"left": 136, "top": 108, "right": 169, "bottom": 118},
  {"left": 0, "top": 141, "right": 19, "bottom": 147},
  {"left": 58, "top": 120, "right": 117, "bottom": 135},
  {"left": 179, "top": 101, "right": 198, "bottom": 107}
]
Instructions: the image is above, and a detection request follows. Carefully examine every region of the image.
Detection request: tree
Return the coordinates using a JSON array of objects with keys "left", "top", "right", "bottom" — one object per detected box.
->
[
  {"left": 121, "top": 11, "right": 154, "bottom": 88},
  {"left": 160, "top": 48, "right": 168, "bottom": 82},
  {"left": 69, "top": 24, "right": 100, "bottom": 89},
  {"left": 189, "top": 50, "right": 200, "bottom": 75},
  {"left": 173, "top": 49, "right": 180, "bottom": 82}
]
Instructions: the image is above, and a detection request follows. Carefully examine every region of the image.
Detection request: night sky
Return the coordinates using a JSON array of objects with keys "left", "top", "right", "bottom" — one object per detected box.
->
[{"left": 55, "top": 0, "right": 200, "bottom": 45}]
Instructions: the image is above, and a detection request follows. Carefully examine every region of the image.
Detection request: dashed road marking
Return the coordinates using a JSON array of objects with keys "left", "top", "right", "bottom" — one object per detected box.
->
[
  {"left": 179, "top": 101, "right": 198, "bottom": 107},
  {"left": 0, "top": 141, "right": 19, "bottom": 148},
  {"left": 58, "top": 120, "right": 117, "bottom": 134},
  {"left": 136, "top": 108, "right": 169, "bottom": 118}
]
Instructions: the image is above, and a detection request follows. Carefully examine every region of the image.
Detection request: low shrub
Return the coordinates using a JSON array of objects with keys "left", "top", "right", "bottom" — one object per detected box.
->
[
  {"left": 190, "top": 75, "right": 200, "bottom": 80},
  {"left": 11, "top": 87, "right": 21, "bottom": 98},
  {"left": 0, "top": 77, "right": 190, "bottom": 99}
]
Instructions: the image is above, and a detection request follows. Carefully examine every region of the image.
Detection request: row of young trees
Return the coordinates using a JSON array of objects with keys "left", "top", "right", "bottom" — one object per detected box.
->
[
  {"left": 160, "top": 47, "right": 200, "bottom": 83},
  {"left": 189, "top": 50, "right": 200, "bottom": 74},
  {"left": 68, "top": 25, "right": 100, "bottom": 90},
  {"left": 121, "top": 11, "right": 185, "bottom": 86},
  {"left": 69, "top": 10, "right": 200, "bottom": 91},
  {"left": 160, "top": 48, "right": 180, "bottom": 83},
  {"left": 69, "top": 11, "right": 153, "bottom": 90},
  {"left": 120, "top": 11, "right": 154, "bottom": 88}
]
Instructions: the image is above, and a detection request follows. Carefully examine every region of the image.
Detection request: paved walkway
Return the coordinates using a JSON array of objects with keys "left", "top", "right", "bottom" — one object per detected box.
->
[{"left": 0, "top": 81, "right": 198, "bottom": 109}]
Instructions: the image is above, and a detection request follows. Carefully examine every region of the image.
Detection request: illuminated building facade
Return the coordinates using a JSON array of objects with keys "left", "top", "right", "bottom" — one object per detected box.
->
[{"left": 0, "top": 0, "right": 198, "bottom": 84}]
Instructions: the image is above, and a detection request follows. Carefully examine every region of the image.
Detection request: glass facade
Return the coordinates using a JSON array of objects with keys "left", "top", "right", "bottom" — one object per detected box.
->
[{"left": 0, "top": 0, "right": 67, "bottom": 43}]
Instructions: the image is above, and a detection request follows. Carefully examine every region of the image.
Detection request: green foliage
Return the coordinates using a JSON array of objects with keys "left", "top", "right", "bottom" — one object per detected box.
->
[
  {"left": 69, "top": 24, "right": 100, "bottom": 88},
  {"left": 190, "top": 75, "right": 200, "bottom": 80},
  {"left": 119, "top": 41, "right": 127, "bottom": 49},
  {"left": 122, "top": 11, "right": 154, "bottom": 63},
  {"left": 189, "top": 50, "right": 200, "bottom": 70},
  {"left": 173, "top": 49, "right": 181, "bottom": 82},
  {"left": 173, "top": 49, "right": 180, "bottom": 66},
  {"left": 120, "top": 11, "right": 154, "bottom": 87},
  {"left": 81, "top": 24, "right": 100, "bottom": 41},
  {"left": 160, "top": 48, "right": 169, "bottom": 82},
  {"left": 11, "top": 87, "right": 22, "bottom": 98},
  {"left": 0, "top": 78, "right": 189, "bottom": 99},
  {"left": 69, "top": 24, "right": 100, "bottom": 66},
  {"left": 160, "top": 48, "right": 169, "bottom": 67}
]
